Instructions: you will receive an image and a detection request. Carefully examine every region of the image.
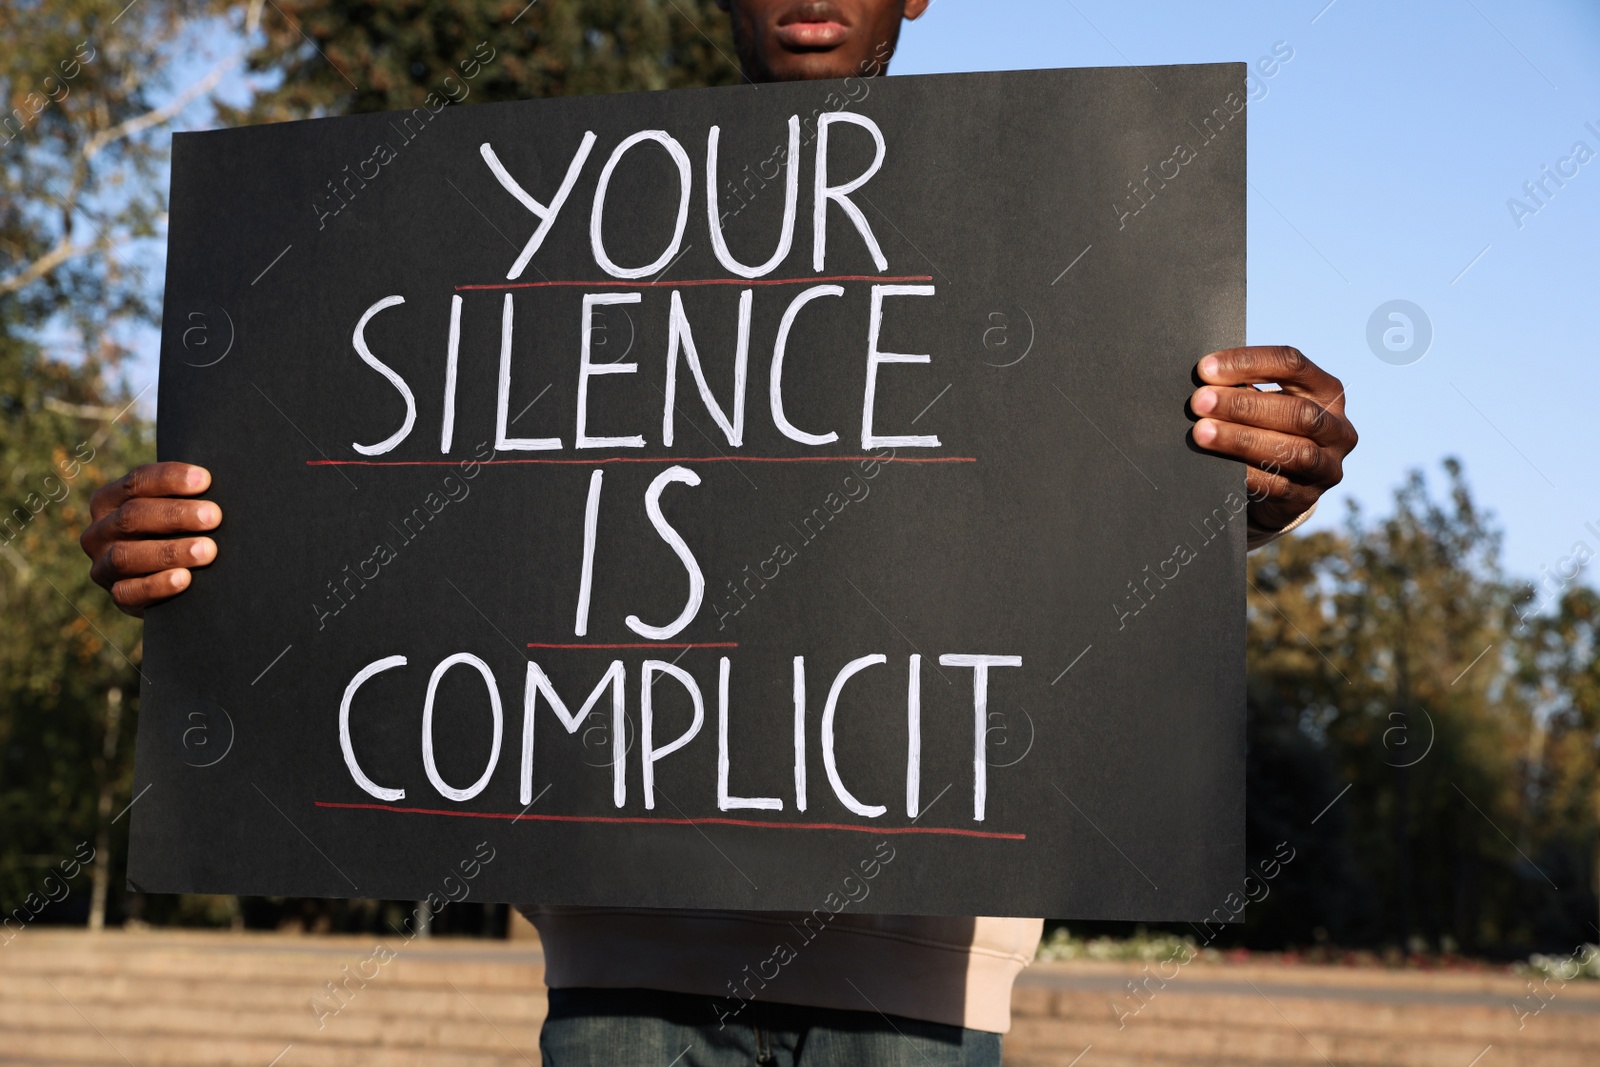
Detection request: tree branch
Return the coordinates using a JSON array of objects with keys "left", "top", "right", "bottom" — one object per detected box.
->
[
  {"left": 0, "top": 234, "right": 107, "bottom": 297},
  {"left": 5, "top": 0, "right": 267, "bottom": 294},
  {"left": 42, "top": 397, "right": 130, "bottom": 420}
]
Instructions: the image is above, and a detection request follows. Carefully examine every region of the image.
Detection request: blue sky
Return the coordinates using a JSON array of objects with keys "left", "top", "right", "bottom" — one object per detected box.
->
[{"left": 136, "top": 0, "right": 1599, "bottom": 582}]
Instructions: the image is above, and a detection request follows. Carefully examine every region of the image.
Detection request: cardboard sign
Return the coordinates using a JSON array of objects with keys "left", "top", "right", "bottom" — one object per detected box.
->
[{"left": 132, "top": 64, "right": 1248, "bottom": 919}]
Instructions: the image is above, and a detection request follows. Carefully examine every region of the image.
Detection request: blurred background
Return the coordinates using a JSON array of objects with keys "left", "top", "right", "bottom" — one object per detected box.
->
[{"left": 2, "top": 0, "right": 1598, "bottom": 1063}]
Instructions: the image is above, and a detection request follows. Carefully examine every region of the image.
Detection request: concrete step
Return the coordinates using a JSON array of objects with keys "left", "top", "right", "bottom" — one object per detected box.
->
[
  {"left": 1007, "top": 1016, "right": 1565, "bottom": 1067},
  {"left": 1, "top": 933, "right": 542, "bottom": 988},
  {"left": 0, "top": 930, "right": 548, "bottom": 1067},
  {"left": 0, "top": 1027, "right": 534, "bottom": 1067},
  {"left": 1011, "top": 986, "right": 1600, "bottom": 1047},
  {"left": 1006, "top": 962, "right": 1600, "bottom": 1067},
  {"left": 1018, "top": 958, "right": 1600, "bottom": 1001},
  {"left": 0, "top": 999, "right": 542, "bottom": 1051},
  {"left": 2, "top": 974, "right": 546, "bottom": 1025},
  {"left": 7, "top": 930, "right": 1599, "bottom": 1067}
]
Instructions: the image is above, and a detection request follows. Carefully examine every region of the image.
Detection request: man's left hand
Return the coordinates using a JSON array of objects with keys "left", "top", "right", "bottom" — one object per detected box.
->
[{"left": 1189, "top": 346, "right": 1358, "bottom": 535}]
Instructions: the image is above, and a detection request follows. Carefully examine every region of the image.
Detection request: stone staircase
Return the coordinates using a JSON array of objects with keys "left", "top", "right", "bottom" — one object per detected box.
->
[
  {"left": 0, "top": 927, "right": 544, "bottom": 1066},
  {"left": 2, "top": 927, "right": 1597, "bottom": 1065},
  {"left": 1005, "top": 959, "right": 1600, "bottom": 1067}
]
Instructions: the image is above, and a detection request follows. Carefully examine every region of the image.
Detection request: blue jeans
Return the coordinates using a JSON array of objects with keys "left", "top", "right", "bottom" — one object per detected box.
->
[{"left": 541, "top": 988, "right": 1003, "bottom": 1066}]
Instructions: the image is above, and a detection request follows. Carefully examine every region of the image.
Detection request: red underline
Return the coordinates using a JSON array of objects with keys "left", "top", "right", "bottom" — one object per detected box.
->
[
  {"left": 526, "top": 642, "right": 737, "bottom": 649},
  {"left": 306, "top": 456, "right": 975, "bottom": 467},
  {"left": 314, "top": 800, "right": 1025, "bottom": 841},
  {"left": 455, "top": 274, "right": 935, "bottom": 291}
]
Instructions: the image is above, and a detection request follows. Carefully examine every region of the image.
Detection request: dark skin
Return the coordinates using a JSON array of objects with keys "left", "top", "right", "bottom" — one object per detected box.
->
[
  {"left": 715, "top": 0, "right": 930, "bottom": 82},
  {"left": 82, "top": 0, "right": 1356, "bottom": 616}
]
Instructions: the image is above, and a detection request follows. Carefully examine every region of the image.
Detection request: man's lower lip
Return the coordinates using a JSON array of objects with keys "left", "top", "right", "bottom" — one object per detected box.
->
[{"left": 775, "top": 21, "right": 849, "bottom": 48}]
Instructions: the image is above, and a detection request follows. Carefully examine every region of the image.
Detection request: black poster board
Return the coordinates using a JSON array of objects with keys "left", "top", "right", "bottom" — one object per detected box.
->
[{"left": 131, "top": 64, "right": 1249, "bottom": 919}]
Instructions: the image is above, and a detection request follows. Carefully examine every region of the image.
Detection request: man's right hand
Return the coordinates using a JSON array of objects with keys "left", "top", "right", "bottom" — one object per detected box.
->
[{"left": 80, "top": 463, "right": 221, "bottom": 617}]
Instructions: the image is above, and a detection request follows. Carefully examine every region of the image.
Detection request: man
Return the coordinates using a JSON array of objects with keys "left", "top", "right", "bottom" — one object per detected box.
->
[{"left": 81, "top": 1, "right": 1357, "bottom": 1062}]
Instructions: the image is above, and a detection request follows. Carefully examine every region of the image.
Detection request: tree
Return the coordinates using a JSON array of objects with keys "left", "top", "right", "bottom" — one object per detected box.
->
[
  {"left": 0, "top": 0, "right": 259, "bottom": 334},
  {"left": 224, "top": 0, "right": 741, "bottom": 125},
  {"left": 0, "top": 324, "right": 151, "bottom": 930},
  {"left": 1241, "top": 460, "right": 1596, "bottom": 955},
  {"left": 1, "top": 0, "right": 265, "bottom": 929},
  {"left": 1520, "top": 586, "right": 1600, "bottom": 943}
]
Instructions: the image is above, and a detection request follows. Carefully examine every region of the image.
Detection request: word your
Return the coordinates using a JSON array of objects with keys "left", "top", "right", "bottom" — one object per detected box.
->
[
  {"left": 1511, "top": 942, "right": 1600, "bottom": 1030},
  {"left": 1242, "top": 41, "right": 1295, "bottom": 103},
  {"left": 313, "top": 41, "right": 497, "bottom": 229},
  {"left": 1, "top": 41, "right": 95, "bottom": 144},
  {"left": 715, "top": 840, "right": 896, "bottom": 1028},
  {"left": 2, "top": 842, "right": 94, "bottom": 946},
  {"left": 312, "top": 440, "right": 495, "bottom": 629},
  {"left": 308, "top": 841, "right": 495, "bottom": 1028},
  {"left": 1507, "top": 120, "right": 1599, "bottom": 231},
  {"left": 478, "top": 108, "right": 897, "bottom": 282},
  {"left": 1113, "top": 90, "right": 1246, "bottom": 230},
  {"left": 711, "top": 450, "right": 892, "bottom": 630},
  {"left": 339, "top": 653, "right": 1021, "bottom": 821},
  {"left": 2, "top": 442, "right": 96, "bottom": 545},
  {"left": 1111, "top": 840, "right": 1296, "bottom": 1029},
  {"left": 718, "top": 38, "right": 891, "bottom": 227},
  {"left": 1113, "top": 490, "right": 1248, "bottom": 629}
]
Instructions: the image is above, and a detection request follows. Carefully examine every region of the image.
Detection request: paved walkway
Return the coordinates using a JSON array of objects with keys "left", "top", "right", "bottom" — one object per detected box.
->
[
  {"left": 2, "top": 928, "right": 1596, "bottom": 1065},
  {"left": 1008, "top": 956, "right": 1599, "bottom": 1067}
]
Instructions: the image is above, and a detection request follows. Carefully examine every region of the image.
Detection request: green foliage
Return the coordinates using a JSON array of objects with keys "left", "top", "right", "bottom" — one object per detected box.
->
[
  {"left": 1519, "top": 584, "right": 1600, "bottom": 938},
  {"left": 0, "top": 323, "right": 151, "bottom": 918},
  {"left": 0, "top": 0, "right": 215, "bottom": 332},
  {"left": 1, "top": 0, "right": 224, "bottom": 922},
  {"left": 1037, "top": 926, "right": 1201, "bottom": 964},
  {"left": 1241, "top": 461, "right": 1599, "bottom": 954},
  {"left": 1525, "top": 943, "right": 1600, "bottom": 981},
  {"left": 223, "top": 0, "right": 742, "bottom": 124}
]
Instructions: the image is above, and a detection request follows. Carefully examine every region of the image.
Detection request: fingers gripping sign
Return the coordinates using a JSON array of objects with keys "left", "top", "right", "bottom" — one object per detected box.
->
[
  {"left": 80, "top": 462, "right": 222, "bottom": 617},
  {"left": 1189, "top": 346, "right": 1358, "bottom": 536}
]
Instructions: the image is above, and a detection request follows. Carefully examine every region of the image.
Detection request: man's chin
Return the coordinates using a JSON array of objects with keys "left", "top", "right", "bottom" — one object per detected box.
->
[{"left": 764, "top": 49, "right": 865, "bottom": 81}]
